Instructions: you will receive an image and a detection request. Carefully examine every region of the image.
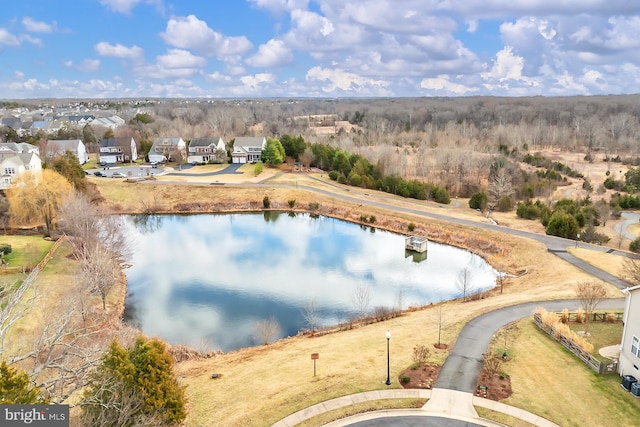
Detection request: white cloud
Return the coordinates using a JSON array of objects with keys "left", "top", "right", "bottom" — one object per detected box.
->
[
  {"left": 22, "top": 17, "right": 54, "bottom": 33},
  {"left": 161, "top": 15, "right": 253, "bottom": 58},
  {"left": 157, "top": 49, "right": 206, "bottom": 69},
  {"left": 420, "top": 75, "right": 477, "bottom": 95},
  {"left": 98, "top": 0, "right": 163, "bottom": 14},
  {"left": 305, "top": 66, "right": 390, "bottom": 94},
  {"left": 64, "top": 59, "right": 101, "bottom": 72},
  {"left": 246, "top": 39, "right": 293, "bottom": 68},
  {"left": 248, "top": 0, "right": 309, "bottom": 13},
  {"left": 240, "top": 73, "right": 277, "bottom": 87},
  {"left": 0, "top": 29, "right": 22, "bottom": 47},
  {"left": 94, "top": 42, "right": 144, "bottom": 60},
  {"left": 483, "top": 46, "right": 525, "bottom": 82}
]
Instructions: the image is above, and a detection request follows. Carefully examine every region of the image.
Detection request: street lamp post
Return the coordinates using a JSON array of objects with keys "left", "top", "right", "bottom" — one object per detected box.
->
[{"left": 385, "top": 330, "right": 391, "bottom": 385}]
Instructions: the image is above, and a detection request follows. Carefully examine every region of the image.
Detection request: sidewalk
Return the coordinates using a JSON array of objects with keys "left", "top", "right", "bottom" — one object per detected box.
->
[{"left": 271, "top": 388, "right": 561, "bottom": 427}]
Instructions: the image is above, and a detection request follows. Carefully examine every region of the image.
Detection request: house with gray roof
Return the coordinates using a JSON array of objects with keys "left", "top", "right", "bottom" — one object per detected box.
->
[
  {"left": 148, "top": 137, "right": 186, "bottom": 164},
  {"left": 187, "top": 137, "right": 226, "bottom": 164},
  {"left": 231, "top": 136, "right": 266, "bottom": 164},
  {"left": 99, "top": 137, "right": 137, "bottom": 164},
  {"left": 0, "top": 152, "right": 42, "bottom": 189},
  {"left": 45, "top": 139, "right": 89, "bottom": 164}
]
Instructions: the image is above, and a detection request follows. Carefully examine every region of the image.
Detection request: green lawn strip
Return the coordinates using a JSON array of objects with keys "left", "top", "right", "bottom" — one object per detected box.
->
[
  {"left": 567, "top": 320, "right": 623, "bottom": 363},
  {"left": 474, "top": 407, "right": 537, "bottom": 427},
  {"left": 295, "top": 399, "right": 427, "bottom": 427},
  {"left": 502, "top": 319, "right": 640, "bottom": 427},
  {"left": 0, "top": 236, "right": 53, "bottom": 269}
]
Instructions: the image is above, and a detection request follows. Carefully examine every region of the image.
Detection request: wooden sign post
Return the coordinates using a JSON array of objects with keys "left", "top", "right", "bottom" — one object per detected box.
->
[{"left": 311, "top": 353, "right": 319, "bottom": 377}]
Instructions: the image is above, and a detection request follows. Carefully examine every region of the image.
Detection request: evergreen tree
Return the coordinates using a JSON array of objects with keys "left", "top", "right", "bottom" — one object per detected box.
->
[{"left": 0, "top": 360, "right": 48, "bottom": 404}]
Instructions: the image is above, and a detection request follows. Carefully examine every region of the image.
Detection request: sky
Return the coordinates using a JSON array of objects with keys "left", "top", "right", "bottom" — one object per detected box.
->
[{"left": 1, "top": 0, "right": 640, "bottom": 99}]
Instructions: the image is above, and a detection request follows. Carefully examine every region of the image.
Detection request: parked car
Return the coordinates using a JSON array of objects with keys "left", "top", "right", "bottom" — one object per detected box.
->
[
  {"left": 111, "top": 172, "right": 127, "bottom": 178},
  {"left": 93, "top": 171, "right": 105, "bottom": 177}
]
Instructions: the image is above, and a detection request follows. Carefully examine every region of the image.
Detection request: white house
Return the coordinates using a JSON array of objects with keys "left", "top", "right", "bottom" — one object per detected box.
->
[
  {"left": 231, "top": 136, "right": 266, "bottom": 164},
  {"left": 0, "top": 142, "right": 40, "bottom": 156},
  {"left": 99, "top": 137, "right": 138, "bottom": 164},
  {"left": 187, "top": 137, "right": 226, "bottom": 164},
  {"left": 92, "top": 115, "right": 125, "bottom": 130},
  {"left": 148, "top": 137, "right": 187, "bottom": 164},
  {"left": 0, "top": 152, "right": 42, "bottom": 189},
  {"left": 620, "top": 285, "right": 640, "bottom": 378},
  {"left": 45, "top": 139, "right": 89, "bottom": 164}
]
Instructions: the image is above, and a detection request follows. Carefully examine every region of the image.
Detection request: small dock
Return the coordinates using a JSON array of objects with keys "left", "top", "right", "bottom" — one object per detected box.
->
[{"left": 405, "top": 235, "right": 428, "bottom": 253}]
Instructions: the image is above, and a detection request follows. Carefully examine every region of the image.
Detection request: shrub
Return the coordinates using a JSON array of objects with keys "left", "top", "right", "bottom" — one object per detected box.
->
[
  {"left": 469, "top": 191, "right": 488, "bottom": 211},
  {"left": 606, "top": 312, "right": 616, "bottom": 323},
  {"left": 0, "top": 244, "right": 11, "bottom": 257},
  {"left": 407, "top": 222, "right": 416, "bottom": 232},
  {"left": 328, "top": 170, "right": 339, "bottom": 181},
  {"left": 412, "top": 345, "right": 431, "bottom": 366},
  {"left": 575, "top": 308, "right": 585, "bottom": 324},
  {"left": 401, "top": 376, "right": 410, "bottom": 384},
  {"left": 630, "top": 238, "right": 640, "bottom": 253},
  {"left": 497, "top": 195, "right": 513, "bottom": 212},
  {"left": 560, "top": 308, "right": 569, "bottom": 324},
  {"left": 369, "top": 215, "right": 376, "bottom": 223},
  {"left": 360, "top": 215, "right": 368, "bottom": 222},
  {"left": 308, "top": 202, "right": 320, "bottom": 211},
  {"left": 287, "top": 199, "right": 296, "bottom": 209},
  {"left": 253, "top": 162, "right": 263, "bottom": 176},
  {"left": 262, "top": 196, "right": 271, "bottom": 209}
]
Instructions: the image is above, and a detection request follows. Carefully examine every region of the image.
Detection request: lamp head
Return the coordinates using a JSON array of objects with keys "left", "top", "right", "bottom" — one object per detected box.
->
[{"left": 386, "top": 330, "right": 391, "bottom": 340}]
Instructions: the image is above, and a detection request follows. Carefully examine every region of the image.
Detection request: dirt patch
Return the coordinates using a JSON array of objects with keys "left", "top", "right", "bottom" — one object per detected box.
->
[
  {"left": 399, "top": 363, "right": 441, "bottom": 390},
  {"left": 475, "top": 367, "right": 513, "bottom": 401}
]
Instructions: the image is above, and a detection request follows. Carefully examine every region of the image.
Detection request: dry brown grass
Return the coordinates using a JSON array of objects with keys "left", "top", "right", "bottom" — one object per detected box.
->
[{"left": 87, "top": 171, "right": 628, "bottom": 426}]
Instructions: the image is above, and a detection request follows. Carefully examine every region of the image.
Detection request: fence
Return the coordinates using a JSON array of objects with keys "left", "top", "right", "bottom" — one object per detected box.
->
[
  {"left": 533, "top": 313, "right": 619, "bottom": 374},
  {"left": 558, "top": 311, "right": 624, "bottom": 323}
]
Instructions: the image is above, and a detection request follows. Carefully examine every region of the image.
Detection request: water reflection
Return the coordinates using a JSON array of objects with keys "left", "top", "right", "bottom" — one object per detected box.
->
[{"left": 123, "top": 213, "right": 499, "bottom": 352}]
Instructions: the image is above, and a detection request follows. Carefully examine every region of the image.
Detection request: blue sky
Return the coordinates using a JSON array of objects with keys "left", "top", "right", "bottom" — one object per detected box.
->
[{"left": 1, "top": 0, "right": 640, "bottom": 98}]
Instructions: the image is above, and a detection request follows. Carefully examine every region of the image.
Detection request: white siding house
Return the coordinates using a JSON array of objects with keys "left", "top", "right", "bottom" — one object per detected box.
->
[
  {"left": 187, "top": 137, "right": 226, "bottom": 164},
  {"left": 148, "top": 137, "right": 187, "bottom": 164},
  {"left": 620, "top": 285, "right": 640, "bottom": 378},
  {"left": 99, "top": 137, "right": 138, "bottom": 164},
  {"left": 231, "top": 137, "right": 266, "bottom": 164},
  {"left": 0, "top": 152, "right": 42, "bottom": 189},
  {"left": 45, "top": 139, "right": 89, "bottom": 164}
]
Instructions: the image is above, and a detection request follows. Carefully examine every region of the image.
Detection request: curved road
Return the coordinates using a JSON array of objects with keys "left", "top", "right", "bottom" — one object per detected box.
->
[{"left": 435, "top": 298, "right": 625, "bottom": 393}]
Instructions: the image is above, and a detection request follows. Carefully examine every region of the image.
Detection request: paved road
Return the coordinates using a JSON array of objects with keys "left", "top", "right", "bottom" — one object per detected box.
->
[
  {"left": 344, "top": 415, "right": 486, "bottom": 427},
  {"left": 614, "top": 211, "right": 640, "bottom": 240},
  {"left": 434, "top": 298, "right": 625, "bottom": 393},
  {"left": 165, "top": 163, "right": 243, "bottom": 176}
]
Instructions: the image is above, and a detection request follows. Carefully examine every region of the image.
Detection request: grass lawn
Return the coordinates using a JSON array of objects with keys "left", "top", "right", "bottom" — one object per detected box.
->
[
  {"left": 502, "top": 319, "right": 640, "bottom": 427},
  {"left": 568, "top": 319, "right": 623, "bottom": 363},
  {"left": 0, "top": 236, "right": 54, "bottom": 292}
]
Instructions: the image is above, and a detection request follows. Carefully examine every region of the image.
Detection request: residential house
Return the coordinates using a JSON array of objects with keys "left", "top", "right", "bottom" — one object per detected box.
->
[
  {"left": 0, "top": 152, "right": 42, "bottom": 189},
  {"left": 1, "top": 117, "right": 22, "bottom": 129},
  {"left": 92, "top": 115, "right": 125, "bottom": 130},
  {"left": 0, "top": 142, "right": 40, "bottom": 155},
  {"left": 148, "top": 137, "right": 187, "bottom": 164},
  {"left": 620, "top": 285, "right": 640, "bottom": 378},
  {"left": 99, "top": 137, "right": 138, "bottom": 164},
  {"left": 187, "top": 137, "right": 226, "bottom": 164},
  {"left": 45, "top": 139, "right": 89, "bottom": 164},
  {"left": 231, "top": 136, "right": 266, "bottom": 164}
]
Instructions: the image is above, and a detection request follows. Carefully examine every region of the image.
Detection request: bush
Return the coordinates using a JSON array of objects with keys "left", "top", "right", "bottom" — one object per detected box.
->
[
  {"left": 287, "top": 199, "right": 296, "bottom": 209},
  {"left": 308, "top": 202, "right": 320, "bottom": 211},
  {"left": 0, "top": 244, "right": 11, "bottom": 256},
  {"left": 497, "top": 195, "right": 513, "bottom": 212},
  {"left": 401, "top": 376, "right": 410, "bottom": 384},
  {"left": 431, "top": 186, "right": 450, "bottom": 204},
  {"left": 469, "top": 191, "right": 488, "bottom": 211},
  {"left": 369, "top": 215, "right": 376, "bottom": 223},
  {"left": 412, "top": 345, "right": 431, "bottom": 366},
  {"left": 328, "top": 170, "right": 339, "bottom": 181},
  {"left": 262, "top": 196, "right": 270, "bottom": 209},
  {"left": 407, "top": 222, "right": 415, "bottom": 232},
  {"left": 630, "top": 238, "right": 640, "bottom": 253}
]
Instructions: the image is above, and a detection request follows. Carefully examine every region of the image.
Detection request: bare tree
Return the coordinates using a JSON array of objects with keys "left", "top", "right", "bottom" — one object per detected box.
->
[
  {"left": 496, "top": 272, "right": 508, "bottom": 294},
  {"left": 302, "top": 298, "right": 319, "bottom": 334},
  {"left": 436, "top": 303, "right": 445, "bottom": 348},
  {"left": 256, "top": 318, "right": 280, "bottom": 345},
  {"left": 352, "top": 283, "right": 371, "bottom": 322},
  {"left": 622, "top": 256, "right": 640, "bottom": 285},
  {"left": 0, "top": 269, "right": 39, "bottom": 359},
  {"left": 575, "top": 281, "right": 607, "bottom": 335},
  {"left": 456, "top": 268, "right": 474, "bottom": 302}
]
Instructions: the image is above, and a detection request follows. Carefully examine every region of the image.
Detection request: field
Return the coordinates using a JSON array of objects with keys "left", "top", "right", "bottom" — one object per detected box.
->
[{"left": 11, "top": 146, "right": 640, "bottom": 426}]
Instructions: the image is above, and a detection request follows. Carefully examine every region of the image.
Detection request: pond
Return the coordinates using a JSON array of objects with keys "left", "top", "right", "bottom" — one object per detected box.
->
[{"left": 123, "top": 213, "right": 499, "bottom": 352}]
